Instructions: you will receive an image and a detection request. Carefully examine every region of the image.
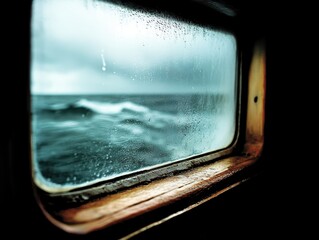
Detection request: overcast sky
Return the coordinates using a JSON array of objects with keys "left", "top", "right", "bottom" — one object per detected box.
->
[{"left": 31, "top": 0, "right": 237, "bottom": 94}]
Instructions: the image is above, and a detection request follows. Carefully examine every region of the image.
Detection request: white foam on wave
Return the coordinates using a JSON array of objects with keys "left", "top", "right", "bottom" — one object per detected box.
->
[
  {"left": 55, "top": 121, "right": 79, "bottom": 127},
  {"left": 76, "top": 99, "right": 149, "bottom": 115}
]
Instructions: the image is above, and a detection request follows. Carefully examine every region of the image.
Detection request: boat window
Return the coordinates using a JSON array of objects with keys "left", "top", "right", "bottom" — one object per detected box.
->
[{"left": 31, "top": 0, "right": 237, "bottom": 191}]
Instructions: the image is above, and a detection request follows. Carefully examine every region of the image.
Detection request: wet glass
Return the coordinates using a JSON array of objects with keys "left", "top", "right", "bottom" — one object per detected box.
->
[{"left": 31, "top": 0, "right": 237, "bottom": 190}]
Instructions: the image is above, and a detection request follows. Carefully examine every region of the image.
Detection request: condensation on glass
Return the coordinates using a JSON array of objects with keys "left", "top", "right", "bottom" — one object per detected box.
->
[{"left": 31, "top": 0, "right": 237, "bottom": 191}]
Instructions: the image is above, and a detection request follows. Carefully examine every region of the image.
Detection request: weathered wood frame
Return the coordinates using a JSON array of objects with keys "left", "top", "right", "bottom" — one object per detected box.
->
[{"left": 34, "top": 41, "right": 266, "bottom": 236}]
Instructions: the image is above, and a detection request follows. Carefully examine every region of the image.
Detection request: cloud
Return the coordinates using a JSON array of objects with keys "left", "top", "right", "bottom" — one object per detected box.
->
[{"left": 31, "top": 0, "right": 237, "bottom": 94}]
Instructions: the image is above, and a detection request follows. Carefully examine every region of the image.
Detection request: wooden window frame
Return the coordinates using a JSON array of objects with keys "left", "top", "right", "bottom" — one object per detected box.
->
[{"left": 30, "top": 0, "right": 266, "bottom": 237}]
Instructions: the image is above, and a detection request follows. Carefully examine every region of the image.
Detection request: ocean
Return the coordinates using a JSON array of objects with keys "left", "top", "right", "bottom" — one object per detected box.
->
[{"left": 31, "top": 94, "right": 235, "bottom": 187}]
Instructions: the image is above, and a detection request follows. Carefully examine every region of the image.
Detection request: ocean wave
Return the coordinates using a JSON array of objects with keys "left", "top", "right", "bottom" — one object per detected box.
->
[
  {"left": 40, "top": 99, "right": 150, "bottom": 116},
  {"left": 77, "top": 99, "right": 149, "bottom": 114}
]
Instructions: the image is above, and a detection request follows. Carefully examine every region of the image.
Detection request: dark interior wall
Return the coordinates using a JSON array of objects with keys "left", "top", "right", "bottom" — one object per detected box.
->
[{"left": 2, "top": 0, "right": 311, "bottom": 239}]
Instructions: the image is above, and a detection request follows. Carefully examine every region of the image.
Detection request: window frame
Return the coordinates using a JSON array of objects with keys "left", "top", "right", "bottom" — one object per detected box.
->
[{"left": 29, "top": 0, "right": 266, "bottom": 237}]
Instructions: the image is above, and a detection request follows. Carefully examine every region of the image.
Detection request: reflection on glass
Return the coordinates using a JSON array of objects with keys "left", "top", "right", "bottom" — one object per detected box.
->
[{"left": 31, "top": 0, "right": 237, "bottom": 189}]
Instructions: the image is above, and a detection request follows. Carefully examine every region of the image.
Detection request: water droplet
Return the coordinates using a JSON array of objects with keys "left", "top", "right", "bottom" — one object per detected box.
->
[
  {"left": 81, "top": 194, "right": 89, "bottom": 200},
  {"left": 101, "top": 50, "right": 106, "bottom": 72}
]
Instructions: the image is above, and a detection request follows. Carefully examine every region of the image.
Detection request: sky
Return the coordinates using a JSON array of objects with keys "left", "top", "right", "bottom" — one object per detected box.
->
[{"left": 31, "top": 0, "right": 237, "bottom": 95}]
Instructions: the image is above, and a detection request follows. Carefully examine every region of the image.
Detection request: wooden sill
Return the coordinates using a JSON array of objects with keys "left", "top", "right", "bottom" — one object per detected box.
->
[
  {"left": 35, "top": 41, "right": 265, "bottom": 236},
  {"left": 40, "top": 142, "right": 262, "bottom": 235}
]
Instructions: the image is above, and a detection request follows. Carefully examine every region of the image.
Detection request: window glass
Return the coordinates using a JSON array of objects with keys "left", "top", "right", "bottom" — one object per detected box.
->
[{"left": 31, "top": 0, "right": 237, "bottom": 190}]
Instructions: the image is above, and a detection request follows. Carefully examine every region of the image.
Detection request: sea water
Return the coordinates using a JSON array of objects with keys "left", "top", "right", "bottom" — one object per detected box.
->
[{"left": 31, "top": 93, "right": 235, "bottom": 186}]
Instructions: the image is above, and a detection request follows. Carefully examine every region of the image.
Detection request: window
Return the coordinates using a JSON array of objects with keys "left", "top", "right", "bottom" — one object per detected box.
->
[
  {"left": 30, "top": 0, "right": 266, "bottom": 237},
  {"left": 31, "top": 0, "right": 237, "bottom": 191}
]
